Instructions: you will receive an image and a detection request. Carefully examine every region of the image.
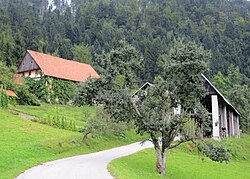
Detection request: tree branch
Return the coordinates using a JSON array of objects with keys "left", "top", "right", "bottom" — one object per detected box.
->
[
  {"left": 131, "top": 98, "right": 151, "bottom": 127},
  {"left": 168, "top": 138, "right": 195, "bottom": 149},
  {"left": 131, "top": 99, "right": 142, "bottom": 117}
]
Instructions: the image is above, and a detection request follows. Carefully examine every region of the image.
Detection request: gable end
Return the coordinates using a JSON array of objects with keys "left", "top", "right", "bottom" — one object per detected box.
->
[{"left": 18, "top": 52, "right": 40, "bottom": 73}]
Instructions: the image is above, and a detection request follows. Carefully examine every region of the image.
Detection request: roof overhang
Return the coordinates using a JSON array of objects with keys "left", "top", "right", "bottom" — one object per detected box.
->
[{"left": 201, "top": 73, "right": 240, "bottom": 115}]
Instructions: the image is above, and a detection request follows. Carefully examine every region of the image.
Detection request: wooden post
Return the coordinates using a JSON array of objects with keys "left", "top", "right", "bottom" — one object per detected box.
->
[
  {"left": 231, "top": 112, "right": 235, "bottom": 136},
  {"left": 237, "top": 116, "right": 240, "bottom": 138},
  {"left": 211, "top": 95, "right": 220, "bottom": 140},
  {"left": 223, "top": 106, "right": 228, "bottom": 137}
]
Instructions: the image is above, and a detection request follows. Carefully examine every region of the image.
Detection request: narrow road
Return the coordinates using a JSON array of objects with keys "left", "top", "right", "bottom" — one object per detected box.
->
[{"left": 16, "top": 141, "right": 153, "bottom": 179}]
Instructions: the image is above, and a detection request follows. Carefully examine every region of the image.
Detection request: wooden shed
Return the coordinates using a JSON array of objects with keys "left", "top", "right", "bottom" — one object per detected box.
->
[{"left": 132, "top": 74, "right": 240, "bottom": 140}]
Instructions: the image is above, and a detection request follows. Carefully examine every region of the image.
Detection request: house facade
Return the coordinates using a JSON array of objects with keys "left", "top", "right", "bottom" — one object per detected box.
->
[
  {"left": 18, "top": 50, "right": 99, "bottom": 82},
  {"left": 132, "top": 74, "right": 240, "bottom": 140}
]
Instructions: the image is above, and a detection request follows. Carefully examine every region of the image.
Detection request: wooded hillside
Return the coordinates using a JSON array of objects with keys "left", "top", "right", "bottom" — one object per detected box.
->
[{"left": 0, "top": 0, "right": 249, "bottom": 81}]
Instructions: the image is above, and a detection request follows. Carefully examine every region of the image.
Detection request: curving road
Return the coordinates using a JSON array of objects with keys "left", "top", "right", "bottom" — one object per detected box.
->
[{"left": 16, "top": 141, "right": 153, "bottom": 179}]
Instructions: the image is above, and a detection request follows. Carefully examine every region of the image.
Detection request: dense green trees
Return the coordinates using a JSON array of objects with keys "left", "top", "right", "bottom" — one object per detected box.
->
[
  {"left": 72, "top": 44, "right": 92, "bottom": 64},
  {"left": 0, "top": 0, "right": 249, "bottom": 79},
  {"left": 0, "top": 0, "right": 249, "bottom": 130}
]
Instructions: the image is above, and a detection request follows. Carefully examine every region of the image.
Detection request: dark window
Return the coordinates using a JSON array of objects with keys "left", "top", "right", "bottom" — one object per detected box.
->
[{"left": 29, "top": 71, "right": 31, "bottom": 75}]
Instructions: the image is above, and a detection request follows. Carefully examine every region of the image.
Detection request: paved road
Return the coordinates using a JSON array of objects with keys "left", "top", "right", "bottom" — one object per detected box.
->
[{"left": 16, "top": 141, "right": 153, "bottom": 179}]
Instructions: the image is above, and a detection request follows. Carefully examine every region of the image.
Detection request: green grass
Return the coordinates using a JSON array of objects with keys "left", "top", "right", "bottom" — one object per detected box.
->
[
  {"left": 9, "top": 103, "right": 96, "bottom": 127},
  {"left": 108, "top": 137, "right": 250, "bottom": 179},
  {"left": 0, "top": 108, "right": 145, "bottom": 179}
]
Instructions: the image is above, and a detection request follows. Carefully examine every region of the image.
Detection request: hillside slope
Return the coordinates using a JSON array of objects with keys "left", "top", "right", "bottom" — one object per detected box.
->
[{"left": 0, "top": 109, "right": 144, "bottom": 179}]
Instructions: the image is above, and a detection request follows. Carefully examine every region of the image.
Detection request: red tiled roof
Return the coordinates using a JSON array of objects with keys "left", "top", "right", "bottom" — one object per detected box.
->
[
  {"left": 27, "top": 50, "right": 100, "bottom": 82},
  {"left": 6, "top": 90, "right": 17, "bottom": 97}
]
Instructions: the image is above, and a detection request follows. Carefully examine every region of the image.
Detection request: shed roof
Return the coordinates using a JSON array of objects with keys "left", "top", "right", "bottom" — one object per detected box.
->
[
  {"left": 201, "top": 74, "right": 240, "bottom": 115},
  {"left": 21, "top": 50, "right": 99, "bottom": 82},
  {"left": 132, "top": 75, "right": 240, "bottom": 115},
  {"left": 131, "top": 82, "right": 153, "bottom": 97},
  {"left": 6, "top": 90, "right": 17, "bottom": 97}
]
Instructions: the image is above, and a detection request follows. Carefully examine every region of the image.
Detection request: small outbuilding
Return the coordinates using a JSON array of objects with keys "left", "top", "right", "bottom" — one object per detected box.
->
[{"left": 6, "top": 90, "right": 17, "bottom": 97}]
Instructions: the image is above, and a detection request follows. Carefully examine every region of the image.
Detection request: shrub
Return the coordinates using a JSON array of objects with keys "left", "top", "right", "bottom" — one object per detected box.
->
[
  {"left": 15, "top": 86, "right": 40, "bottom": 106},
  {"left": 24, "top": 77, "right": 77, "bottom": 104},
  {"left": 73, "top": 78, "right": 100, "bottom": 106},
  {"left": 0, "top": 61, "right": 16, "bottom": 90},
  {"left": 197, "top": 140, "right": 232, "bottom": 163},
  {"left": 0, "top": 89, "right": 8, "bottom": 108},
  {"left": 83, "top": 107, "right": 131, "bottom": 140}
]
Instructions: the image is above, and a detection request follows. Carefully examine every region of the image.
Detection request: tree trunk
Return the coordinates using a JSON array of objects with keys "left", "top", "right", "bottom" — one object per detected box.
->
[{"left": 155, "top": 147, "right": 167, "bottom": 175}]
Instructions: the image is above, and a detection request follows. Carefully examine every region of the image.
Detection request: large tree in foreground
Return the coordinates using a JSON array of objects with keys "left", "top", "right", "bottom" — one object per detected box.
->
[{"left": 103, "top": 38, "right": 230, "bottom": 175}]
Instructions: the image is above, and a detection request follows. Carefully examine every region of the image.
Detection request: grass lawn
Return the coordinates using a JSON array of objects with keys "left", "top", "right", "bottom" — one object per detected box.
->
[
  {"left": 108, "top": 137, "right": 250, "bottom": 179},
  {"left": 9, "top": 103, "right": 96, "bottom": 127},
  {"left": 0, "top": 108, "right": 145, "bottom": 179}
]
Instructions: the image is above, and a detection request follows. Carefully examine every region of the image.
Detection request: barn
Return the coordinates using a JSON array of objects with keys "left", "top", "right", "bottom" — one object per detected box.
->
[{"left": 132, "top": 74, "right": 240, "bottom": 140}]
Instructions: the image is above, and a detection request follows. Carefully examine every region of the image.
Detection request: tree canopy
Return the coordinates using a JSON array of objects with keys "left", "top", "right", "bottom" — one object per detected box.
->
[
  {"left": 0, "top": 0, "right": 249, "bottom": 80},
  {"left": 99, "top": 38, "right": 230, "bottom": 175}
]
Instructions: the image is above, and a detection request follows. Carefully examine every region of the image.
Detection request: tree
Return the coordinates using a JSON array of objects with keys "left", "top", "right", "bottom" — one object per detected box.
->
[
  {"left": 0, "top": 61, "right": 15, "bottom": 89},
  {"left": 73, "top": 42, "right": 143, "bottom": 106},
  {"left": 73, "top": 78, "right": 100, "bottom": 106},
  {"left": 98, "top": 41, "right": 143, "bottom": 89},
  {"left": 72, "top": 44, "right": 93, "bottom": 64},
  {"left": 0, "top": 25, "right": 16, "bottom": 66},
  {"left": 102, "top": 38, "right": 229, "bottom": 175}
]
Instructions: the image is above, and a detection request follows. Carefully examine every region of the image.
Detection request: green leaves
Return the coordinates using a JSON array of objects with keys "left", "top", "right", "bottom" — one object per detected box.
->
[
  {"left": 72, "top": 44, "right": 93, "bottom": 64},
  {"left": 158, "top": 38, "right": 211, "bottom": 110},
  {"left": 24, "top": 76, "right": 77, "bottom": 104},
  {"left": 197, "top": 140, "right": 231, "bottom": 163},
  {"left": 0, "top": 61, "right": 15, "bottom": 89},
  {"left": 0, "top": 88, "right": 8, "bottom": 108},
  {"left": 15, "top": 86, "right": 40, "bottom": 106},
  {"left": 73, "top": 78, "right": 100, "bottom": 106}
]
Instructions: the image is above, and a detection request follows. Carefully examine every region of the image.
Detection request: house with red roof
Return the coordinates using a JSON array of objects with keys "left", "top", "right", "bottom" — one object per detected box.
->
[{"left": 18, "top": 50, "right": 99, "bottom": 82}]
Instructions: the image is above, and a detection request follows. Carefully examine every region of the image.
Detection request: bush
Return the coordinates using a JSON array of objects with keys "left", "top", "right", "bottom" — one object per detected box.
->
[
  {"left": 83, "top": 107, "right": 131, "bottom": 140},
  {"left": 73, "top": 78, "right": 100, "bottom": 106},
  {"left": 0, "top": 89, "right": 8, "bottom": 108},
  {"left": 24, "top": 77, "right": 77, "bottom": 104},
  {"left": 0, "top": 61, "right": 16, "bottom": 90},
  {"left": 15, "top": 86, "right": 40, "bottom": 106},
  {"left": 197, "top": 140, "right": 232, "bottom": 163}
]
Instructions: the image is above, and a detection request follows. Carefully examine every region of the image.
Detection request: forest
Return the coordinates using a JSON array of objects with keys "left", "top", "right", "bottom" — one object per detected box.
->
[{"left": 0, "top": 0, "right": 249, "bottom": 132}]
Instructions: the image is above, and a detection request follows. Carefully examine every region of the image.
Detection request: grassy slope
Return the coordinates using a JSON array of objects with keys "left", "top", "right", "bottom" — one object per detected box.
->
[
  {"left": 0, "top": 109, "right": 145, "bottom": 179},
  {"left": 9, "top": 103, "right": 96, "bottom": 127},
  {"left": 109, "top": 137, "right": 250, "bottom": 179}
]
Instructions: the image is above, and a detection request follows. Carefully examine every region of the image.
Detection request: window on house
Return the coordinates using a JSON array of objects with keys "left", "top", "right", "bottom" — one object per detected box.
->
[{"left": 29, "top": 71, "right": 31, "bottom": 75}]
